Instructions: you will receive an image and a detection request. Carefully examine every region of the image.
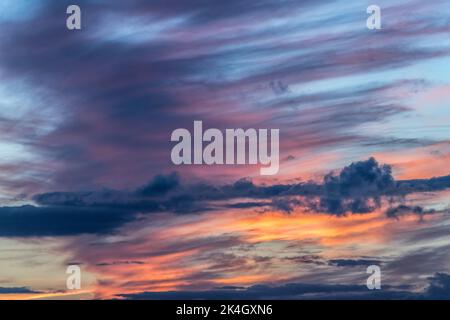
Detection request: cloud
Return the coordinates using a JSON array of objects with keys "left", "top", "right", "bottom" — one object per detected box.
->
[
  {"left": 137, "top": 172, "right": 180, "bottom": 196},
  {"left": 32, "top": 158, "right": 400, "bottom": 217},
  {"left": 0, "top": 205, "right": 139, "bottom": 237},
  {"left": 118, "top": 272, "right": 450, "bottom": 300},
  {"left": 1, "top": 0, "right": 449, "bottom": 193},
  {"left": 317, "top": 157, "right": 395, "bottom": 215},
  {"left": 385, "top": 205, "right": 436, "bottom": 219},
  {"left": 423, "top": 273, "right": 450, "bottom": 299},
  {"left": 384, "top": 245, "right": 450, "bottom": 278},
  {"left": 96, "top": 261, "right": 145, "bottom": 267},
  {"left": 116, "top": 282, "right": 409, "bottom": 300},
  {"left": 0, "top": 287, "right": 40, "bottom": 294},
  {"left": 117, "top": 282, "right": 371, "bottom": 300},
  {"left": 0, "top": 158, "right": 449, "bottom": 236},
  {"left": 276, "top": 158, "right": 450, "bottom": 215},
  {"left": 328, "top": 259, "right": 382, "bottom": 267},
  {"left": 396, "top": 175, "right": 450, "bottom": 194},
  {"left": 0, "top": 0, "right": 449, "bottom": 300}
]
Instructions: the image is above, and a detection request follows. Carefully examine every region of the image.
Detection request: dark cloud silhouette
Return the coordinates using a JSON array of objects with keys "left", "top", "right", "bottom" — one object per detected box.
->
[
  {"left": 396, "top": 175, "right": 450, "bottom": 194},
  {"left": 118, "top": 272, "right": 450, "bottom": 300},
  {"left": 328, "top": 259, "right": 381, "bottom": 267},
  {"left": 0, "top": 205, "right": 139, "bottom": 237},
  {"left": 137, "top": 172, "right": 180, "bottom": 196},
  {"left": 96, "top": 261, "right": 145, "bottom": 267},
  {"left": 423, "top": 273, "right": 450, "bottom": 299},
  {"left": 318, "top": 157, "right": 395, "bottom": 215},
  {"left": 328, "top": 259, "right": 382, "bottom": 267},
  {"left": 118, "top": 282, "right": 373, "bottom": 300},
  {"left": 0, "top": 158, "right": 449, "bottom": 236},
  {"left": 0, "top": 287, "right": 40, "bottom": 294},
  {"left": 385, "top": 205, "right": 436, "bottom": 219},
  {"left": 285, "top": 255, "right": 324, "bottom": 265}
]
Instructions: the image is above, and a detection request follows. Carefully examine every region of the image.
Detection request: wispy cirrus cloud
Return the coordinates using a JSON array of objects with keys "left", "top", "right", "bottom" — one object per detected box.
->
[{"left": 1, "top": 0, "right": 449, "bottom": 191}]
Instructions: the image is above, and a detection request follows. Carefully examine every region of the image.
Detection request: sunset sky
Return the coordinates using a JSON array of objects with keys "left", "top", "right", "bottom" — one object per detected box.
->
[{"left": 0, "top": 0, "right": 450, "bottom": 299}]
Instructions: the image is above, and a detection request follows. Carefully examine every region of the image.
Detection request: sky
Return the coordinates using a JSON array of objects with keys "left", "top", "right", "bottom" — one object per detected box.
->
[{"left": 0, "top": 0, "right": 449, "bottom": 299}]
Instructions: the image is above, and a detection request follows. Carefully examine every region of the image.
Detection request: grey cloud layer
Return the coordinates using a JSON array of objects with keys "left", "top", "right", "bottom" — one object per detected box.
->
[
  {"left": 119, "top": 272, "right": 450, "bottom": 300},
  {"left": 0, "top": 158, "right": 448, "bottom": 237}
]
